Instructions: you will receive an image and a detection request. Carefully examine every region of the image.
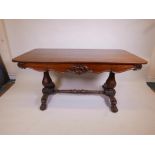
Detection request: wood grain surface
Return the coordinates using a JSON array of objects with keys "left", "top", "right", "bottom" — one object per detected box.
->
[{"left": 12, "top": 48, "right": 147, "bottom": 64}]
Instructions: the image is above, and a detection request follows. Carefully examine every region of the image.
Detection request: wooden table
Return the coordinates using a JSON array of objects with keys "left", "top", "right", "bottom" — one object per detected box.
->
[{"left": 12, "top": 49, "right": 147, "bottom": 113}]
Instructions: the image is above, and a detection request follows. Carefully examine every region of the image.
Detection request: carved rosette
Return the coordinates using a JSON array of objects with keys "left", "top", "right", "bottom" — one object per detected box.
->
[{"left": 67, "top": 64, "right": 92, "bottom": 75}]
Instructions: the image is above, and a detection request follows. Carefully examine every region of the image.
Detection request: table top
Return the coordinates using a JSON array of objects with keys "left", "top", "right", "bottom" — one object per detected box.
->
[{"left": 12, "top": 48, "right": 147, "bottom": 65}]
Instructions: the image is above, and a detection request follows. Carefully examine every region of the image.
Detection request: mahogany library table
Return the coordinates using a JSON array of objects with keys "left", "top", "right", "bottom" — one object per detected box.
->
[{"left": 12, "top": 49, "right": 147, "bottom": 113}]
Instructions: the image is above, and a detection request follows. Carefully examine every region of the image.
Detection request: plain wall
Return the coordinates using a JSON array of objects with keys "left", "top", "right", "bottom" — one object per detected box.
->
[
  {"left": 3, "top": 19, "right": 155, "bottom": 81},
  {"left": 148, "top": 48, "right": 155, "bottom": 81}
]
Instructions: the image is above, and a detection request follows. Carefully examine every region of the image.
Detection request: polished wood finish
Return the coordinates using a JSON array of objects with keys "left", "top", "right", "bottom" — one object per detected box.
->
[
  {"left": 17, "top": 62, "right": 142, "bottom": 73},
  {"left": 12, "top": 48, "right": 148, "bottom": 113},
  {"left": 13, "top": 48, "right": 147, "bottom": 74},
  {"left": 13, "top": 48, "right": 147, "bottom": 64}
]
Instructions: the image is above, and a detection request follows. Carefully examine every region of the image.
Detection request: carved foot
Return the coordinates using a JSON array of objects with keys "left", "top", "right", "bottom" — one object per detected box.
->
[
  {"left": 40, "top": 103, "right": 47, "bottom": 111},
  {"left": 110, "top": 97, "right": 118, "bottom": 113},
  {"left": 40, "top": 94, "right": 48, "bottom": 110},
  {"left": 111, "top": 105, "right": 118, "bottom": 113}
]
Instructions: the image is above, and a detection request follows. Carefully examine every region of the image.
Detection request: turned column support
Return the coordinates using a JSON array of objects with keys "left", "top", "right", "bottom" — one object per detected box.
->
[
  {"left": 40, "top": 71, "right": 55, "bottom": 110},
  {"left": 103, "top": 71, "right": 118, "bottom": 113}
]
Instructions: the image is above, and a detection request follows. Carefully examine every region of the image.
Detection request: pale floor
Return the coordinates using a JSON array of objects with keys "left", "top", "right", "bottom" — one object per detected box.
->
[{"left": 0, "top": 70, "right": 155, "bottom": 134}]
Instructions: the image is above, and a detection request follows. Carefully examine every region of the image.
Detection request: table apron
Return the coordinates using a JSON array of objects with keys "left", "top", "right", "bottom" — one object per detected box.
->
[{"left": 17, "top": 62, "right": 142, "bottom": 74}]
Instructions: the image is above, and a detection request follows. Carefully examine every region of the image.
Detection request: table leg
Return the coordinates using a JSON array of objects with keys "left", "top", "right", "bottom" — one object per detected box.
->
[
  {"left": 40, "top": 71, "right": 55, "bottom": 110},
  {"left": 103, "top": 71, "right": 118, "bottom": 113}
]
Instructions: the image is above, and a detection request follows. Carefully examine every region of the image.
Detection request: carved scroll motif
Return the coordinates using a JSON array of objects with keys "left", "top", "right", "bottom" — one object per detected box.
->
[
  {"left": 133, "top": 64, "right": 142, "bottom": 70},
  {"left": 66, "top": 64, "right": 92, "bottom": 75},
  {"left": 18, "top": 62, "right": 26, "bottom": 69}
]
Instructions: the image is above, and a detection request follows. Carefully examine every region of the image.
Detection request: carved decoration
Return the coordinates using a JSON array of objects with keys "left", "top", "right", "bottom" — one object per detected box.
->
[
  {"left": 133, "top": 64, "right": 142, "bottom": 70},
  {"left": 16, "top": 62, "right": 143, "bottom": 73},
  {"left": 18, "top": 62, "right": 26, "bottom": 69},
  {"left": 66, "top": 64, "right": 92, "bottom": 75}
]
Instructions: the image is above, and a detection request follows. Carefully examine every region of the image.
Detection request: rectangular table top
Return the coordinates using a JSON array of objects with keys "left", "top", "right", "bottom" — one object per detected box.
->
[{"left": 12, "top": 48, "right": 147, "bottom": 65}]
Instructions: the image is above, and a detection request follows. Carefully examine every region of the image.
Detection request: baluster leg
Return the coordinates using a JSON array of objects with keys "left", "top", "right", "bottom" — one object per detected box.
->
[
  {"left": 103, "top": 71, "right": 118, "bottom": 113},
  {"left": 40, "top": 71, "right": 55, "bottom": 110}
]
